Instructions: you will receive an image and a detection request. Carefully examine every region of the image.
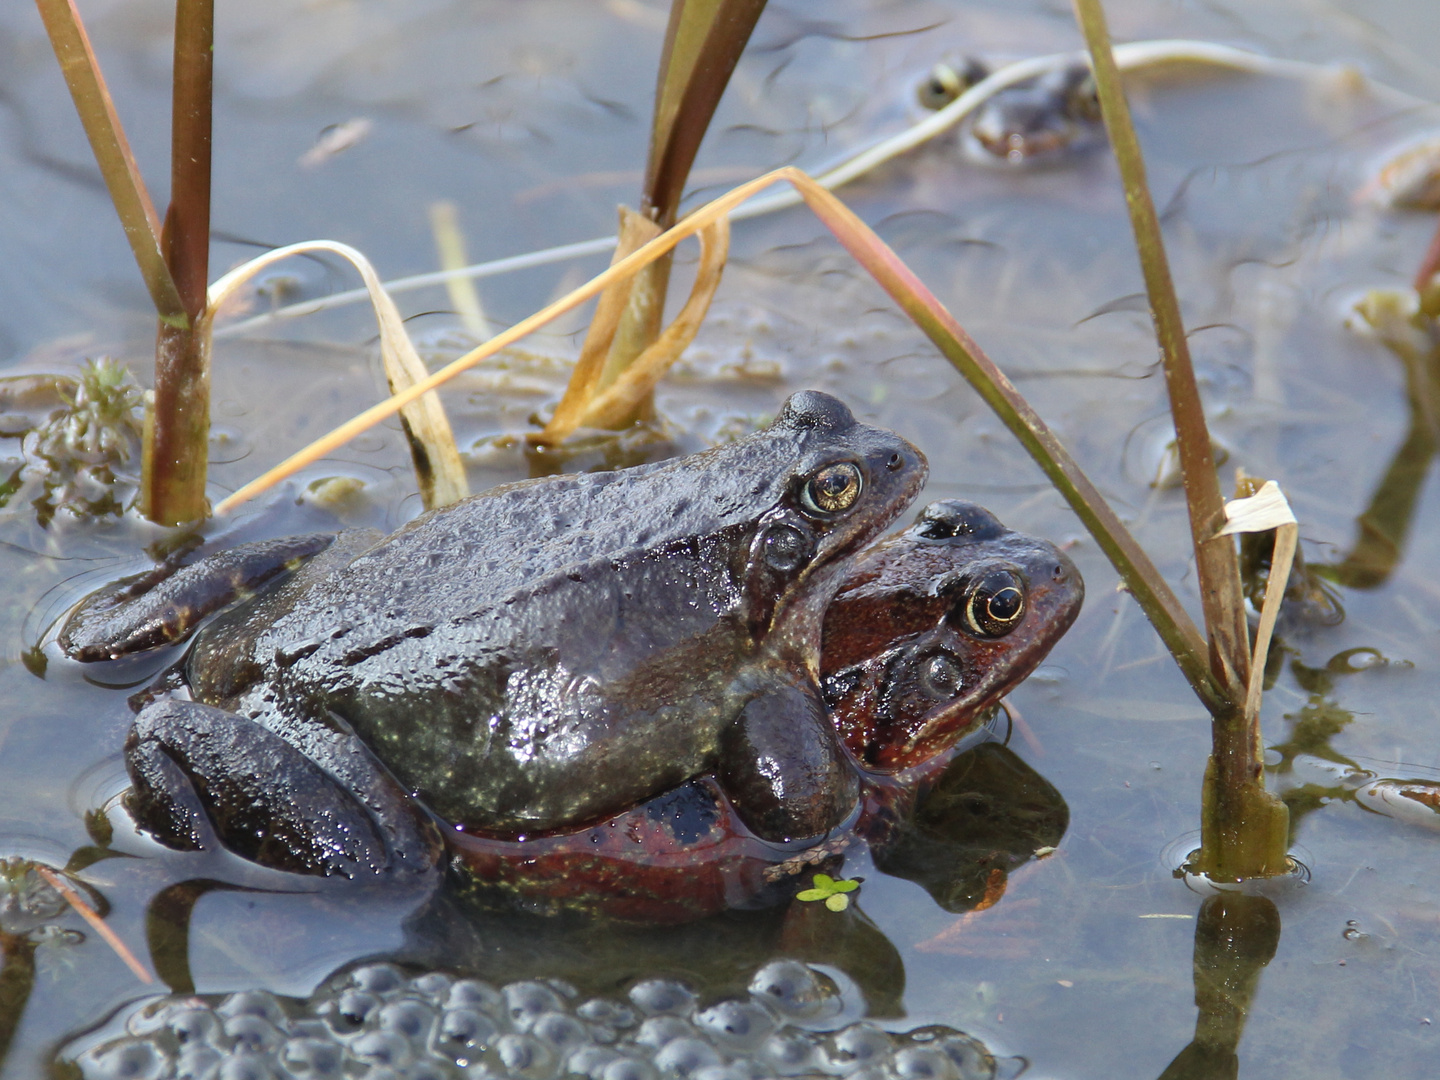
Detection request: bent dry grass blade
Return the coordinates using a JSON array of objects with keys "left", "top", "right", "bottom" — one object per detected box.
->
[
  {"left": 541, "top": 215, "right": 730, "bottom": 443},
  {"left": 546, "top": 209, "right": 662, "bottom": 438},
  {"left": 207, "top": 242, "right": 467, "bottom": 509},
  {"left": 211, "top": 168, "right": 1221, "bottom": 716}
]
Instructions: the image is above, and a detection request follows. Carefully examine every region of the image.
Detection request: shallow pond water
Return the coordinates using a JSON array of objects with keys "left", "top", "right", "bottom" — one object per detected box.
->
[{"left": 5, "top": 0, "right": 1440, "bottom": 1076}]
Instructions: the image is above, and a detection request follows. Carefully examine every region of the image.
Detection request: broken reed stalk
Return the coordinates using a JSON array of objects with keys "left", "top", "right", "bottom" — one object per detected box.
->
[
  {"left": 145, "top": 0, "right": 215, "bottom": 526},
  {"left": 212, "top": 167, "right": 1221, "bottom": 722},
  {"left": 36, "top": 0, "right": 214, "bottom": 525},
  {"left": 586, "top": 0, "right": 768, "bottom": 421},
  {"left": 1073, "top": 0, "right": 1289, "bottom": 877}
]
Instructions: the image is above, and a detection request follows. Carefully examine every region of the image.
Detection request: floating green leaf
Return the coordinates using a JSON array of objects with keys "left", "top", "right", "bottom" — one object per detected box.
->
[{"left": 796, "top": 873, "right": 860, "bottom": 912}]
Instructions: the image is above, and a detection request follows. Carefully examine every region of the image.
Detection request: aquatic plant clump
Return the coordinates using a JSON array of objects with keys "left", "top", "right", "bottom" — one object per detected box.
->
[
  {"left": 59, "top": 960, "right": 1016, "bottom": 1080},
  {"left": 0, "top": 359, "right": 144, "bottom": 527}
]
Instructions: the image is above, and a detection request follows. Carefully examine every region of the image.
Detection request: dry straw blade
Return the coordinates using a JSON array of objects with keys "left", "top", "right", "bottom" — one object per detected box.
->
[
  {"left": 428, "top": 202, "right": 491, "bottom": 339},
  {"left": 211, "top": 167, "right": 1217, "bottom": 716},
  {"left": 35, "top": 0, "right": 185, "bottom": 327},
  {"left": 1216, "top": 481, "right": 1298, "bottom": 742},
  {"left": 207, "top": 241, "right": 468, "bottom": 510},
  {"left": 541, "top": 214, "right": 730, "bottom": 443}
]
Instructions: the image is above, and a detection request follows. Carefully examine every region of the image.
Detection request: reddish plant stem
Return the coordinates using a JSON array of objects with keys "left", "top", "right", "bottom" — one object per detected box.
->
[{"left": 144, "top": 0, "right": 214, "bottom": 525}]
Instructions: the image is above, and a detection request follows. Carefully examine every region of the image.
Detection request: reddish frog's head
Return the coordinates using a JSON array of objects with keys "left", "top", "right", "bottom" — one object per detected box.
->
[{"left": 821, "top": 500, "right": 1083, "bottom": 772}]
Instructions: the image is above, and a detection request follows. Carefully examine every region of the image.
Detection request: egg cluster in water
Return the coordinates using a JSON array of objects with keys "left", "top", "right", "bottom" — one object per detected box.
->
[{"left": 61, "top": 960, "right": 1018, "bottom": 1080}]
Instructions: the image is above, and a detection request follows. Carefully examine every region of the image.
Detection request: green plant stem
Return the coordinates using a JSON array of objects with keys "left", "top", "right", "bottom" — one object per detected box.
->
[
  {"left": 35, "top": 0, "right": 186, "bottom": 326},
  {"left": 142, "top": 0, "right": 214, "bottom": 526},
  {"left": 1073, "top": 0, "right": 1249, "bottom": 707},
  {"left": 144, "top": 323, "right": 210, "bottom": 525},
  {"left": 646, "top": 0, "right": 767, "bottom": 229},
  {"left": 1075, "top": 0, "right": 1291, "bottom": 879}
]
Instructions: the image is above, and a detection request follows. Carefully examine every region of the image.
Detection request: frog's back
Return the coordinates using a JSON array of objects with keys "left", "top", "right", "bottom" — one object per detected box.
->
[
  {"left": 292, "top": 391, "right": 878, "bottom": 631},
  {"left": 339, "top": 453, "right": 776, "bottom": 619}
]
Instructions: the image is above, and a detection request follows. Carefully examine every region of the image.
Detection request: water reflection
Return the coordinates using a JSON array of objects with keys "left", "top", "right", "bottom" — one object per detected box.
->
[
  {"left": 1327, "top": 294, "right": 1440, "bottom": 590},
  {"left": 0, "top": 859, "right": 94, "bottom": 1067},
  {"left": 1269, "top": 646, "right": 1413, "bottom": 834},
  {"left": 1157, "top": 893, "right": 1281, "bottom": 1080},
  {"left": 21, "top": 742, "right": 1067, "bottom": 1076}
]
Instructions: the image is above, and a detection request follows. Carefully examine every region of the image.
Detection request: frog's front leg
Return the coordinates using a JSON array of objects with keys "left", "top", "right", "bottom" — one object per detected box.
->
[
  {"left": 717, "top": 676, "right": 860, "bottom": 844},
  {"left": 125, "top": 698, "right": 443, "bottom": 881},
  {"left": 60, "top": 534, "right": 336, "bottom": 661}
]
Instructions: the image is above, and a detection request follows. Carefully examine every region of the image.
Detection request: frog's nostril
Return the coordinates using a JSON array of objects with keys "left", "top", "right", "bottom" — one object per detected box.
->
[
  {"left": 1052, "top": 564, "right": 1065, "bottom": 582},
  {"left": 886, "top": 452, "right": 904, "bottom": 472}
]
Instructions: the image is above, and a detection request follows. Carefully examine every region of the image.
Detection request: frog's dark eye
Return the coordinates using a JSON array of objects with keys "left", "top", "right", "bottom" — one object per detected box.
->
[
  {"left": 800, "top": 462, "right": 863, "bottom": 516},
  {"left": 955, "top": 569, "right": 1026, "bottom": 638},
  {"left": 920, "top": 652, "right": 965, "bottom": 700},
  {"left": 1068, "top": 73, "right": 1102, "bottom": 121}
]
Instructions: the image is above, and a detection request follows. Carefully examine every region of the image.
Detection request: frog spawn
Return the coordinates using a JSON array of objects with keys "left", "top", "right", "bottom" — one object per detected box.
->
[{"left": 60, "top": 960, "right": 1021, "bottom": 1080}]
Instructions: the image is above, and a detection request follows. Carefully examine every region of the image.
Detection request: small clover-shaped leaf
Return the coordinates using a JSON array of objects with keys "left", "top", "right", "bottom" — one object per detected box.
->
[{"left": 796, "top": 873, "right": 860, "bottom": 910}]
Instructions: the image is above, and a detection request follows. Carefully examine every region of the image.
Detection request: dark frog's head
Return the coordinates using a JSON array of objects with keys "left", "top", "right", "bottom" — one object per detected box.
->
[
  {"left": 821, "top": 500, "right": 1083, "bottom": 771},
  {"left": 719, "top": 391, "right": 927, "bottom": 644}
]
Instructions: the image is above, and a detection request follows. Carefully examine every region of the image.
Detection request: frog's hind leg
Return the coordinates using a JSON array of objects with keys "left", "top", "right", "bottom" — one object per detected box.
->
[
  {"left": 125, "top": 698, "right": 443, "bottom": 881},
  {"left": 60, "top": 534, "right": 337, "bottom": 662}
]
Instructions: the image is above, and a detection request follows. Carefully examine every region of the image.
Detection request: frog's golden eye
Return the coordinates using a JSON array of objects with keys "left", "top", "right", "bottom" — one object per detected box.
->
[
  {"left": 956, "top": 569, "right": 1026, "bottom": 637},
  {"left": 801, "top": 462, "right": 863, "bottom": 516},
  {"left": 917, "top": 63, "right": 964, "bottom": 110}
]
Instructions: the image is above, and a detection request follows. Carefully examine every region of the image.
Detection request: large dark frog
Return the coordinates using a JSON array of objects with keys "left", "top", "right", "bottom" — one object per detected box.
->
[
  {"left": 61, "top": 392, "right": 925, "bottom": 881},
  {"left": 447, "top": 501, "right": 1083, "bottom": 921}
]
